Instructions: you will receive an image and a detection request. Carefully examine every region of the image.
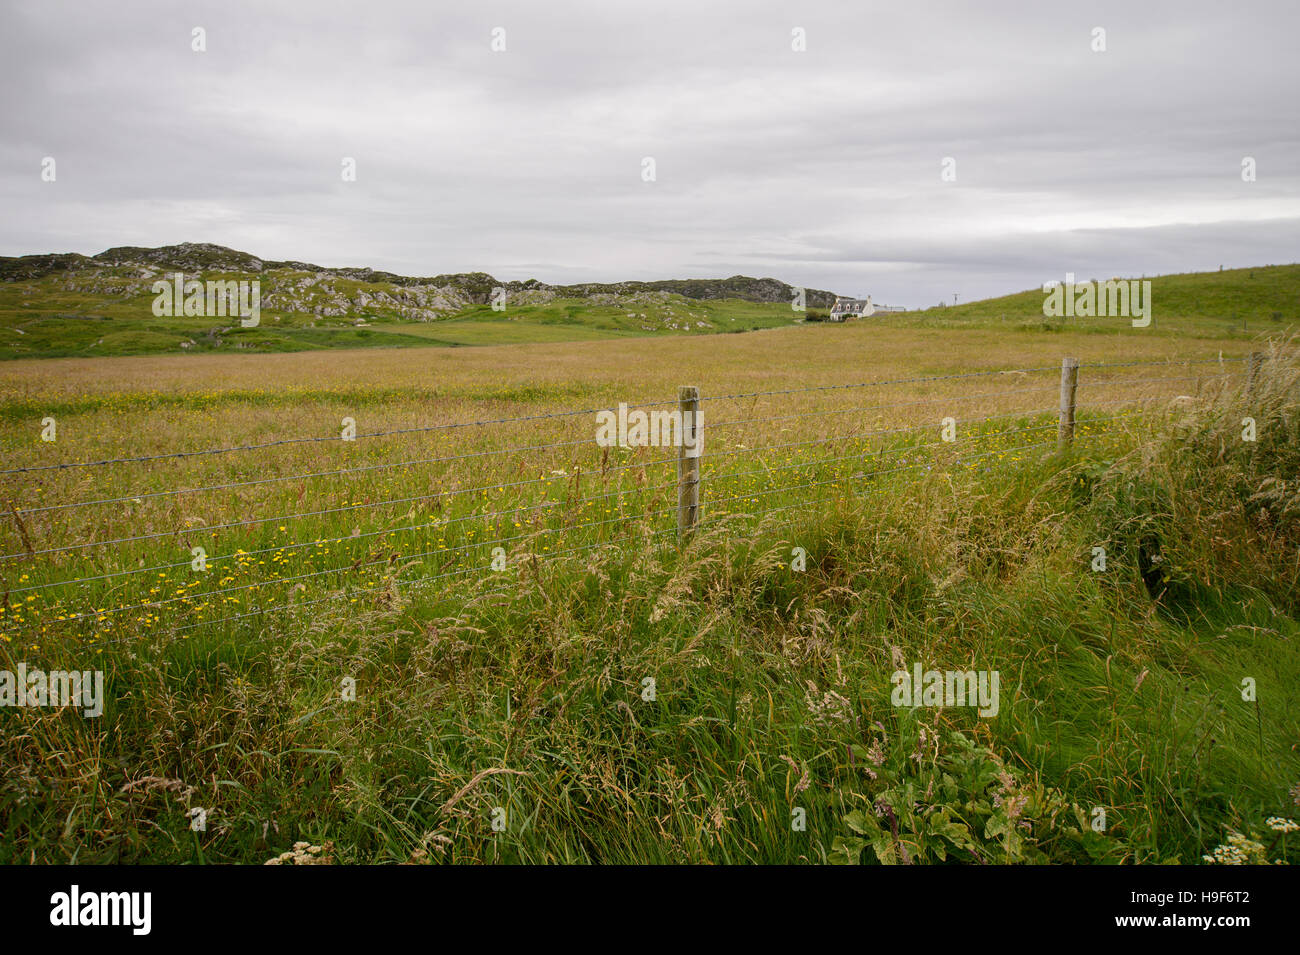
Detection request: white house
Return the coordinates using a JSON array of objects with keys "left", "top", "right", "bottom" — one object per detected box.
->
[
  {"left": 828, "top": 296, "right": 906, "bottom": 321},
  {"left": 829, "top": 296, "right": 872, "bottom": 320}
]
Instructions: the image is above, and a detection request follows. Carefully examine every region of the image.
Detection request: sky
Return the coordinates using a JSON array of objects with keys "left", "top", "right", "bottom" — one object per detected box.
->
[{"left": 1, "top": 0, "right": 1297, "bottom": 307}]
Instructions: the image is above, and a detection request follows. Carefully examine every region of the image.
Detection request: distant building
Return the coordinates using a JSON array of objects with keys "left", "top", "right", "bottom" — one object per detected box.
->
[
  {"left": 828, "top": 296, "right": 905, "bottom": 321},
  {"left": 829, "top": 297, "right": 871, "bottom": 320}
]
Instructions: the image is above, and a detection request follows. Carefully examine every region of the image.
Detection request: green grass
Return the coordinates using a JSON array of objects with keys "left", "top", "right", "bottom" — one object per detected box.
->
[
  {"left": 894, "top": 264, "right": 1300, "bottom": 338},
  {"left": 3, "top": 361, "right": 1298, "bottom": 864}
]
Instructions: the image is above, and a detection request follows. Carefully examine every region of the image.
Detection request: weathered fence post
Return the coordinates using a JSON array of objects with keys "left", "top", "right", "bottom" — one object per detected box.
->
[
  {"left": 677, "top": 385, "right": 701, "bottom": 540},
  {"left": 1058, "top": 357, "right": 1079, "bottom": 449},
  {"left": 1247, "top": 351, "right": 1265, "bottom": 397}
]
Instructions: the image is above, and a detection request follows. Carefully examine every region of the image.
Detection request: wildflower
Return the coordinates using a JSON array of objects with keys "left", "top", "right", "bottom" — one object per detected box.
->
[
  {"left": 1203, "top": 832, "right": 1267, "bottom": 865},
  {"left": 265, "top": 841, "right": 334, "bottom": 865}
]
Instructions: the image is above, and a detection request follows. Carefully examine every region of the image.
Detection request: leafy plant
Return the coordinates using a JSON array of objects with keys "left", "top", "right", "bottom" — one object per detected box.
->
[{"left": 831, "top": 730, "right": 1106, "bottom": 864}]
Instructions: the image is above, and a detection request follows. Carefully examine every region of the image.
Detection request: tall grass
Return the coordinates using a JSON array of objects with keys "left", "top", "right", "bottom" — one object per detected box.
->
[{"left": 1, "top": 353, "right": 1296, "bottom": 863}]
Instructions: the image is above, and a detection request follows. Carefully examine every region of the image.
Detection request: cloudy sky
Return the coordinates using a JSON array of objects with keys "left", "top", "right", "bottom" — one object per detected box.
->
[{"left": 2, "top": 0, "right": 1297, "bottom": 306}]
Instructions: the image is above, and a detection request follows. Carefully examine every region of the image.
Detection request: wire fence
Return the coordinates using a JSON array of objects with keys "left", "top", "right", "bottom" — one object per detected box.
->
[{"left": 0, "top": 355, "right": 1253, "bottom": 645}]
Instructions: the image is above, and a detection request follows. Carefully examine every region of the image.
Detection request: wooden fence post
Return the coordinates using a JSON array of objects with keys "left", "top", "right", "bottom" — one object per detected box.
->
[
  {"left": 677, "top": 386, "right": 701, "bottom": 540},
  {"left": 1247, "top": 351, "right": 1265, "bottom": 397},
  {"left": 1058, "top": 357, "right": 1079, "bottom": 449}
]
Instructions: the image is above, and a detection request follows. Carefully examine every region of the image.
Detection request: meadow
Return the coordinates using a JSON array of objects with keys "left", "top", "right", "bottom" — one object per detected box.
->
[{"left": 0, "top": 306, "right": 1298, "bottom": 864}]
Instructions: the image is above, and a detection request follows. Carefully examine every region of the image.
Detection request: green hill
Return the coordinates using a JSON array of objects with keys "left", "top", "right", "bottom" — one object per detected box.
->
[{"left": 894, "top": 264, "right": 1300, "bottom": 337}]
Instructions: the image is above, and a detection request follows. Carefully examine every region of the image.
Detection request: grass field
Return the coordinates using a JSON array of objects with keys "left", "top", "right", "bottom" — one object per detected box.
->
[{"left": 1, "top": 281, "right": 1298, "bottom": 863}]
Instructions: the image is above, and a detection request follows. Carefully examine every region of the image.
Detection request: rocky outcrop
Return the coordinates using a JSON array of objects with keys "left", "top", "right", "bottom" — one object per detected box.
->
[{"left": 1, "top": 243, "right": 840, "bottom": 306}]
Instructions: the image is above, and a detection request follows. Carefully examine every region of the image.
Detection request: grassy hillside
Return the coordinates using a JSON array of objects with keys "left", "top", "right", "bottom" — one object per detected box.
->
[
  {"left": 0, "top": 270, "right": 804, "bottom": 360},
  {"left": 894, "top": 264, "right": 1300, "bottom": 338},
  {"left": 385, "top": 297, "right": 804, "bottom": 346}
]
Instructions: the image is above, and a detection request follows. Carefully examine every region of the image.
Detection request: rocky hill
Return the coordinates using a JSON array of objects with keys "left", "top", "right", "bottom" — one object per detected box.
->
[
  {"left": 0, "top": 242, "right": 840, "bottom": 359},
  {"left": 0, "top": 242, "right": 839, "bottom": 310}
]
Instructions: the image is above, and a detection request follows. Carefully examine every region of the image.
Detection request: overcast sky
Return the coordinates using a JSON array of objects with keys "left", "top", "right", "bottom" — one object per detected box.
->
[{"left": 2, "top": 0, "right": 1297, "bottom": 306}]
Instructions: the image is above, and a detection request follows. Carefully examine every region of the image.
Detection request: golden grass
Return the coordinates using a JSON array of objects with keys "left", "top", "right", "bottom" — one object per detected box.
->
[
  {"left": 0, "top": 321, "right": 1251, "bottom": 401},
  {"left": 0, "top": 322, "right": 1256, "bottom": 647}
]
